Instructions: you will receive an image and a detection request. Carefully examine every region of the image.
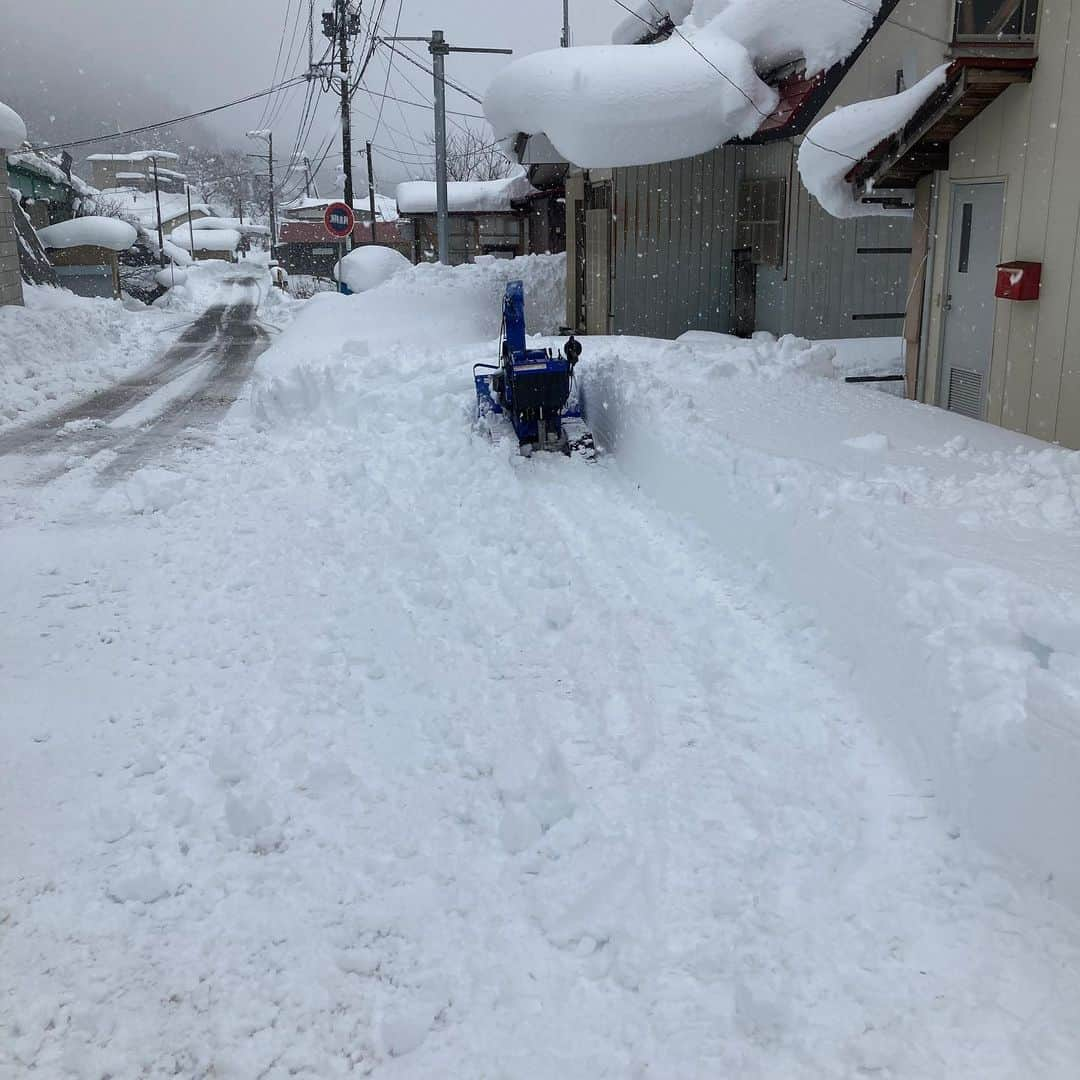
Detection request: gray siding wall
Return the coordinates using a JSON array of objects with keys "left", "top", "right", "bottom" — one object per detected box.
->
[
  {"left": 612, "top": 149, "right": 740, "bottom": 339},
  {"left": 0, "top": 155, "right": 25, "bottom": 307},
  {"left": 609, "top": 142, "right": 911, "bottom": 342}
]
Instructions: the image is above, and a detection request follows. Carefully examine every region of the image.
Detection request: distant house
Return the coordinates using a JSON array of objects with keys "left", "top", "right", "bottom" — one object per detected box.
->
[
  {"left": 86, "top": 151, "right": 187, "bottom": 194},
  {"left": 395, "top": 172, "right": 536, "bottom": 264},
  {"left": 37, "top": 217, "right": 138, "bottom": 299},
  {"left": 277, "top": 195, "right": 411, "bottom": 277},
  {"left": 7, "top": 149, "right": 97, "bottom": 229}
]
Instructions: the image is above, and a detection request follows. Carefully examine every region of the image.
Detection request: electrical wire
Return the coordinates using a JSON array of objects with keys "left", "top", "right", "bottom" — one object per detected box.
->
[
  {"left": 257, "top": 0, "right": 296, "bottom": 129},
  {"left": 29, "top": 76, "right": 310, "bottom": 153}
]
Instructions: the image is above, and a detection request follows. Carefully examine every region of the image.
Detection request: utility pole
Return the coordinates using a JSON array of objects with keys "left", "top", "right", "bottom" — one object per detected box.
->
[
  {"left": 187, "top": 185, "right": 196, "bottom": 262},
  {"left": 246, "top": 130, "right": 276, "bottom": 256},
  {"left": 268, "top": 131, "right": 276, "bottom": 256},
  {"left": 384, "top": 32, "right": 512, "bottom": 265},
  {"left": 430, "top": 31, "right": 450, "bottom": 264},
  {"left": 561, "top": 0, "right": 570, "bottom": 47},
  {"left": 151, "top": 155, "right": 165, "bottom": 268},
  {"left": 322, "top": 1, "right": 361, "bottom": 250},
  {"left": 366, "top": 141, "right": 377, "bottom": 244}
]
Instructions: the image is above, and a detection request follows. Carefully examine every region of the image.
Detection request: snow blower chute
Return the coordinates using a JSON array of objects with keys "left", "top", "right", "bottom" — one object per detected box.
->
[{"left": 474, "top": 280, "right": 592, "bottom": 456}]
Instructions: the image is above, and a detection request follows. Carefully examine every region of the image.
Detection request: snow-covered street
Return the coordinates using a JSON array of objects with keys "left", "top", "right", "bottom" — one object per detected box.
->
[{"left": 3, "top": 258, "right": 1080, "bottom": 1077}]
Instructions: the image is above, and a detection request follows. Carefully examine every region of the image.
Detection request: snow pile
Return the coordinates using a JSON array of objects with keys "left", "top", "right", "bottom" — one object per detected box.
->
[
  {"left": 0, "top": 285, "right": 177, "bottom": 431},
  {"left": 333, "top": 245, "right": 411, "bottom": 293},
  {"left": 577, "top": 331, "right": 1080, "bottom": 905},
  {"left": 396, "top": 169, "right": 536, "bottom": 214},
  {"left": 253, "top": 253, "right": 565, "bottom": 421},
  {"left": 0, "top": 100, "right": 27, "bottom": 149},
  {"left": 799, "top": 64, "right": 950, "bottom": 217},
  {"left": 36, "top": 216, "right": 137, "bottom": 252},
  {"left": 169, "top": 227, "right": 241, "bottom": 253},
  {"left": 484, "top": 0, "right": 881, "bottom": 168}
]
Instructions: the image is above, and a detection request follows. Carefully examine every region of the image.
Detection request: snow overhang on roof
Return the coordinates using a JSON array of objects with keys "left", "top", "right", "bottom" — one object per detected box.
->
[
  {"left": 484, "top": 0, "right": 900, "bottom": 170},
  {"left": 0, "top": 100, "right": 27, "bottom": 149},
  {"left": 395, "top": 171, "right": 537, "bottom": 215},
  {"left": 37, "top": 216, "right": 138, "bottom": 252},
  {"left": 86, "top": 150, "right": 180, "bottom": 163}
]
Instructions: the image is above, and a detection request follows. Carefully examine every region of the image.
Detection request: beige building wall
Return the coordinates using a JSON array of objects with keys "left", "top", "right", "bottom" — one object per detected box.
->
[
  {"left": 922, "top": 0, "right": 1080, "bottom": 448},
  {"left": 0, "top": 155, "right": 25, "bottom": 307}
]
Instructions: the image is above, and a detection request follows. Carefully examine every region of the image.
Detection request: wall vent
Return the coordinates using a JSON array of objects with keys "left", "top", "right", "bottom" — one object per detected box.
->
[{"left": 947, "top": 367, "right": 983, "bottom": 419}]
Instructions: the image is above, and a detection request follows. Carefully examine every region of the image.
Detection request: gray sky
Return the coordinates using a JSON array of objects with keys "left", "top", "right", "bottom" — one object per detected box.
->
[{"left": 1, "top": 0, "right": 620, "bottom": 193}]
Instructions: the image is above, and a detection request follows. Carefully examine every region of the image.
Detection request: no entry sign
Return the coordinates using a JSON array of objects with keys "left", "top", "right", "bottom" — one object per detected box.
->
[{"left": 323, "top": 201, "right": 355, "bottom": 240}]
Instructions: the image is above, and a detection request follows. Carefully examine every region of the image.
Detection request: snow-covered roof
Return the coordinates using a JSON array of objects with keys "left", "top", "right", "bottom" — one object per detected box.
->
[
  {"left": 86, "top": 150, "right": 180, "bottom": 163},
  {"left": 169, "top": 227, "right": 241, "bottom": 252},
  {"left": 0, "top": 100, "right": 27, "bottom": 149},
  {"left": 103, "top": 190, "right": 213, "bottom": 231},
  {"left": 484, "top": 0, "right": 883, "bottom": 169},
  {"left": 7, "top": 149, "right": 98, "bottom": 198},
  {"left": 171, "top": 216, "right": 269, "bottom": 236},
  {"left": 282, "top": 193, "right": 400, "bottom": 222},
  {"left": 115, "top": 171, "right": 145, "bottom": 180},
  {"left": 37, "top": 216, "right": 138, "bottom": 252},
  {"left": 798, "top": 64, "right": 949, "bottom": 218},
  {"left": 395, "top": 171, "right": 536, "bottom": 215}
]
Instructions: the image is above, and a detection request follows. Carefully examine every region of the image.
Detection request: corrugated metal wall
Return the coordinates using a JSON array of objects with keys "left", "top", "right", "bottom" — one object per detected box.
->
[
  {"left": 608, "top": 143, "right": 912, "bottom": 341},
  {"left": 612, "top": 149, "right": 741, "bottom": 338}
]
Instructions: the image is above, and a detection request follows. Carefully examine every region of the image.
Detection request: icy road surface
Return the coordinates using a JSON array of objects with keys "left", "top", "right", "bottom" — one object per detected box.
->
[
  {"left": 2, "top": 259, "right": 1080, "bottom": 1077},
  {"left": 0, "top": 274, "right": 268, "bottom": 490}
]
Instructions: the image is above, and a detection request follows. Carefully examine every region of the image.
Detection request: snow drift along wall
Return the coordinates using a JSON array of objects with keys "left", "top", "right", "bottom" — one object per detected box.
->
[{"left": 579, "top": 336, "right": 1080, "bottom": 910}]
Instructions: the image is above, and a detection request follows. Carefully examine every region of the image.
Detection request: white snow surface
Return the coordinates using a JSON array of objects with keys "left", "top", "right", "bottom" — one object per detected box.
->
[
  {"left": 485, "top": 0, "right": 881, "bottom": 168},
  {"left": 169, "top": 227, "right": 242, "bottom": 253},
  {"left": 0, "top": 99, "right": 27, "bottom": 149},
  {"left": 333, "top": 245, "right": 412, "bottom": 293},
  {"left": 799, "top": 64, "right": 950, "bottom": 217},
  {"left": 0, "top": 285, "right": 179, "bottom": 431},
  {"left": 395, "top": 169, "right": 537, "bottom": 214},
  {"left": 36, "top": 216, "right": 138, "bottom": 252},
  {"left": 4, "top": 257, "right": 1080, "bottom": 1076}
]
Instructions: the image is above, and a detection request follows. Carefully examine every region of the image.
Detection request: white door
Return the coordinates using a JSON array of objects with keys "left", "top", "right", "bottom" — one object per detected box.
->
[{"left": 939, "top": 182, "right": 1005, "bottom": 420}]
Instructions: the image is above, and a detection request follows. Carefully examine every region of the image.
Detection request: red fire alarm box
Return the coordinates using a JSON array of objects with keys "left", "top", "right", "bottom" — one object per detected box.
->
[{"left": 995, "top": 261, "right": 1042, "bottom": 301}]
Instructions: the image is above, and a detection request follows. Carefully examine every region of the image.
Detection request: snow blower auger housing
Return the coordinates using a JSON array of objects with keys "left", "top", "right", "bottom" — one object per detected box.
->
[{"left": 474, "top": 280, "right": 593, "bottom": 456}]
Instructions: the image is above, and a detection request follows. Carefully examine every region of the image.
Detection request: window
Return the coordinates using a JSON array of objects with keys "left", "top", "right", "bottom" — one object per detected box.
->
[
  {"left": 953, "top": 0, "right": 1039, "bottom": 40},
  {"left": 736, "top": 177, "right": 787, "bottom": 269}
]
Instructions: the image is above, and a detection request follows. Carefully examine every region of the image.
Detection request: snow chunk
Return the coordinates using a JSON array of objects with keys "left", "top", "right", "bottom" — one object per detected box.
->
[
  {"left": 396, "top": 169, "right": 536, "bottom": 214},
  {"left": 106, "top": 871, "right": 171, "bottom": 904},
  {"left": 333, "top": 245, "right": 411, "bottom": 293},
  {"left": 36, "top": 217, "right": 137, "bottom": 252},
  {"left": 0, "top": 100, "right": 27, "bottom": 149},
  {"left": 154, "top": 267, "right": 188, "bottom": 288},
  {"left": 380, "top": 1002, "right": 435, "bottom": 1056},
  {"left": 798, "top": 65, "right": 949, "bottom": 217},
  {"left": 844, "top": 432, "right": 891, "bottom": 452}
]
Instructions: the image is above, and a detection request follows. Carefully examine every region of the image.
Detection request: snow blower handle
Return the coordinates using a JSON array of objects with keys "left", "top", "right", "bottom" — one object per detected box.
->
[{"left": 564, "top": 335, "right": 582, "bottom": 367}]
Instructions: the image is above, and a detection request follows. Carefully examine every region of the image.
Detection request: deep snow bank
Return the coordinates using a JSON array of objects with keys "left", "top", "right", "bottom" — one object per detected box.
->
[
  {"left": 577, "top": 332, "right": 1080, "bottom": 908},
  {"left": 252, "top": 253, "right": 565, "bottom": 422},
  {"left": 0, "top": 285, "right": 177, "bottom": 431}
]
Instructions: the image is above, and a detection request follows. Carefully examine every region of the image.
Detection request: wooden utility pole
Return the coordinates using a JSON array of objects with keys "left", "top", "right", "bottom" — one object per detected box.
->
[
  {"left": 338, "top": 0, "right": 354, "bottom": 250},
  {"left": 151, "top": 156, "right": 165, "bottom": 268},
  {"left": 366, "top": 141, "right": 377, "bottom": 244},
  {"left": 267, "top": 130, "right": 276, "bottom": 256},
  {"left": 561, "top": 0, "right": 570, "bottom": 47}
]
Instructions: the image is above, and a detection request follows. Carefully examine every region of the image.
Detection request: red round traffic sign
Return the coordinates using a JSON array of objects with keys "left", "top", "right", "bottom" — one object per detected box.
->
[{"left": 323, "top": 201, "right": 355, "bottom": 240}]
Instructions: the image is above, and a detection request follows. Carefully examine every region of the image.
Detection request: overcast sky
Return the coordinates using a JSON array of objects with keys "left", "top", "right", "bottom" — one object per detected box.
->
[{"left": 1, "top": 0, "right": 621, "bottom": 194}]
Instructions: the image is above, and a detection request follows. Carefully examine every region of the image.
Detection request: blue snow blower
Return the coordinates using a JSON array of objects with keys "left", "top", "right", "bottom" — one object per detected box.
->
[{"left": 474, "top": 280, "right": 592, "bottom": 456}]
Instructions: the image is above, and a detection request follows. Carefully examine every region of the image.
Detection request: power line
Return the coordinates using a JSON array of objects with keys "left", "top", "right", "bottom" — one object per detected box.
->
[
  {"left": 28, "top": 76, "right": 310, "bottom": 153},
  {"left": 383, "top": 42, "right": 485, "bottom": 105},
  {"left": 257, "top": 0, "right": 297, "bottom": 129}
]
